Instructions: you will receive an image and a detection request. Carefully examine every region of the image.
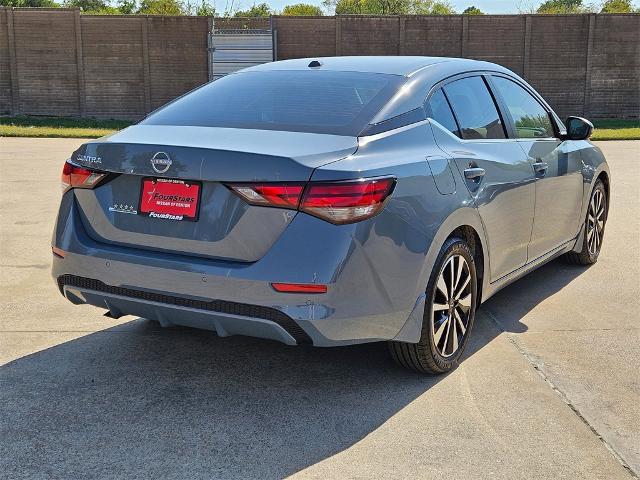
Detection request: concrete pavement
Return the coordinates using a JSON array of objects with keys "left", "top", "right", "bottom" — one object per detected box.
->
[{"left": 0, "top": 138, "right": 638, "bottom": 479}]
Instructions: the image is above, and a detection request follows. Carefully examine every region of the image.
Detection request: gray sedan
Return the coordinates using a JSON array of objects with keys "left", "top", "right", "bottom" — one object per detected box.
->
[{"left": 52, "top": 56, "right": 609, "bottom": 373}]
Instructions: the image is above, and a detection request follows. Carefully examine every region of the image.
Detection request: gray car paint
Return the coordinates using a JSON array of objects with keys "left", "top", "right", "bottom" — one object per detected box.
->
[
  {"left": 518, "top": 138, "right": 584, "bottom": 260},
  {"left": 430, "top": 124, "right": 536, "bottom": 282},
  {"left": 484, "top": 72, "right": 585, "bottom": 263},
  {"left": 71, "top": 126, "right": 358, "bottom": 261},
  {"left": 52, "top": 57, "right": 610, "bottom": 347}
]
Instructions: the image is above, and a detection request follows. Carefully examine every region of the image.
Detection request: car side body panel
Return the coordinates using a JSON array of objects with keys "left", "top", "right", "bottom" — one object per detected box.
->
[
  {"left": 518, "top": 138, "right": 584, "bottom": 260},
  {"left": 430, "top": 123, "right": 536, "bottom": 282},
  {"left": 311, "top": 121, "right": 491, "bottom": 344}
]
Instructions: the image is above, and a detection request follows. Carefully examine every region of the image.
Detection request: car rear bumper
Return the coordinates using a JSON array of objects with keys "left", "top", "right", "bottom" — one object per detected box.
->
[
  {"left": 52, "top": 192, "right": 431, "bottom": 346},
  {"left": 58, "top": 275, "right": 304, "bottom": 345}
]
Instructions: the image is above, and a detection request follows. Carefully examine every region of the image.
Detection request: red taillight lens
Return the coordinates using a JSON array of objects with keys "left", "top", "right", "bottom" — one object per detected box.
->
[
  {"left": 300, "top": 178, "right": 396, "bottom": 224},
  {"left": 61, "top": 160, "right": 107, "bottom": 192},
  {"left": 271, "top": 283, "right": 327, "bottom": 294},
  {"left": 226, "top": 177, "right": 396, "bottom": 225},
  {"left": 227, "top": 183, "right": 305, "bottom": 208}
]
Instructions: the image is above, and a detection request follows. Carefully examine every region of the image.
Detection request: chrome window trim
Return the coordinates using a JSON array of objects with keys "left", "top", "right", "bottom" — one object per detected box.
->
[{"left": 429, "top": 119, "right": 523, "bottom": 145}]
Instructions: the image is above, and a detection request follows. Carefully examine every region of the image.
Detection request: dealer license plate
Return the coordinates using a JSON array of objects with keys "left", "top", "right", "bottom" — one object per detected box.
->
[{"left": 139, "top": 178, "right": 201, "bottom": 221}]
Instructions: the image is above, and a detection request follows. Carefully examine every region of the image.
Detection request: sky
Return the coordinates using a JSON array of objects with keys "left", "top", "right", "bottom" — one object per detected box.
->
[{"left": 227, "top": 0, "right": 539, "bottom": 14}]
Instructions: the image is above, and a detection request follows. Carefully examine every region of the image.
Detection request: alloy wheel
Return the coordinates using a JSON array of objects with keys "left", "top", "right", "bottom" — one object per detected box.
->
[
  {"left": 431, "top": 254, "right": 473, "bottom": 358},
  {"left": 587, "top": 189, "right": 605, "bottom": 255}
]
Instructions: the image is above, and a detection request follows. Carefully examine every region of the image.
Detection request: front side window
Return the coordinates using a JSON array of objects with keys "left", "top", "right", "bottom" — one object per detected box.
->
[
  {"left": 142, "top": 70, "right": 405, "bottom": 136},
  {"left": 492, "top": 76, "right": 555, "bottom": 139},
  {"left": 427, "top": 89, "right": 460, "bottom": 138},
  {"left": 443, "top": 76, "right": 506, "bottom": 140}
]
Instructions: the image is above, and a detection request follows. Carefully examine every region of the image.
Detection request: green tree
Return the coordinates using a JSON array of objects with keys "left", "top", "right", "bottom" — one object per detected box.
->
[
  {"left": 0, "top": 0, "right": 59, "bottom": 6},
  {"left": 600, "top": 0, "right": 637, "bottom": 12},
  {"left": 138, "top": 0, "right": 184, "bottom": 13},
  {"left": 195, "top": 0, "right": 215, "bottom": 14},
  {"left": 233, "top": 2, "right": 272, "bottom": 16},
  {"left": 117, "top": 0, "right": 137, "bottom": 13},
  {"left": 63, "top": 0, "right": 111, "bottom": 11},
  {"left": 330, "top": 0, "right": 365, "bottom": 14},
  {"left": 282, "top": 2, "right": 323, "bottom": 14},
  {"left": 423, "top": 0, "right": 454, "bottom": 13},
  {"left": 462, "top": 5, "right": 484, "bottom": 13},
  {"left": 328, "top": 0, "right": 455, "bottom": 14},
  {"left": 536, "top": 0, "right": 591, "bottom": 13}
]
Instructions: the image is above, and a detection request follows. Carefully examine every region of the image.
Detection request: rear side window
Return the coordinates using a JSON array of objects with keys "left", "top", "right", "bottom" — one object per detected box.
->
[
  {"left": 443, "top": 77, "right": 506, "bottom": 140},
  {"left": 427, "top": 89, "right": 460, "bottom": 138},
  {"left": 491, "top": 76, "right": 555, "bottom": 139},
  {"left": 142, "top": 70, "right": 405, "bottom": 136}
]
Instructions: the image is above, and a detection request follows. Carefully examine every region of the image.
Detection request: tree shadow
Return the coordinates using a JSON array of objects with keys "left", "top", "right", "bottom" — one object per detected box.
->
[{"left": 0, "top": 258, "right": 588, "bottom": 479}]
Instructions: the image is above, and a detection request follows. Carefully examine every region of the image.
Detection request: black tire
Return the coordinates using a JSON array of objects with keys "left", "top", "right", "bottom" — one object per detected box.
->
[
  {"left": 565, "top": 180, "right": 607, "bottom": 266},
  {"left": 388, "top": 237, "right": 477, "bottom": 374}
]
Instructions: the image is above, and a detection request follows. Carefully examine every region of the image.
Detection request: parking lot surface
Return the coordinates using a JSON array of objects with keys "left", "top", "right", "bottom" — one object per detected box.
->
[{"left": 0, "top": 138, "right": 638, "bottom": 479}]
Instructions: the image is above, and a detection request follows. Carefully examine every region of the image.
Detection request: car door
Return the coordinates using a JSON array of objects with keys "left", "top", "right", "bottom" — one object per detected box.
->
[
  {"left": 427, "top": 75, "right": 536, "bottom": 282},
  {"left": 489, "top": 75, "right": 584, "bottom": 260}
]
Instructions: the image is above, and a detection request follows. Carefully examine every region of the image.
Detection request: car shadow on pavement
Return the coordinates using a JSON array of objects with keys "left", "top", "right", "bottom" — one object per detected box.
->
[
  {"left": 0, "top": 259, "right": 588, "bottom": 479},
  {"left": 481, "top": 257, "right": 591, "bottom": 331}
]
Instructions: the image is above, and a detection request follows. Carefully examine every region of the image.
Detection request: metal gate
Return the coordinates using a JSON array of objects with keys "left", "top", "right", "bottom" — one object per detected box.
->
[{"left": 208, "top": 24, "right": 273, "bottom": 81}]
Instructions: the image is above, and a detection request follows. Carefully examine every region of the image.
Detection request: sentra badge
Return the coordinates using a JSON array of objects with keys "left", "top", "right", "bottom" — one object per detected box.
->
[{"left": 77, "top": 154, "right": 101, "bottom": 164}]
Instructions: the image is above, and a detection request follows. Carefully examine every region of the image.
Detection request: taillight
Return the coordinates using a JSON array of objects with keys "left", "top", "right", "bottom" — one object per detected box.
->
[
  {"left": 227, "top": 183, "right": 304, "bottom": 208},
  {"left": 227, "top": 177, "right": 396, "bottom": 225},
  {"left": 61, "top": 160, "right": 107, "bottom": 192},
  {"left": 300, "top": 178, "right": 396, "bottom": 224}
]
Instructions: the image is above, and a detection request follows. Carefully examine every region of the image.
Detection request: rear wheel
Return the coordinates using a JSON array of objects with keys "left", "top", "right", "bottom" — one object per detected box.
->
[
  {"left": 389, "top": 237, "right": 477, "bottom": 374},
  {"left": 566, "top": 180, "right": 607, "bottom": 265}
]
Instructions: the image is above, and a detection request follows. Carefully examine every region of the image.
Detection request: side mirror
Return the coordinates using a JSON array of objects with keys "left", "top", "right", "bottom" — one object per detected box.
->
[{"left": 566, "top": 116, "right": 593, "bottom": 140}]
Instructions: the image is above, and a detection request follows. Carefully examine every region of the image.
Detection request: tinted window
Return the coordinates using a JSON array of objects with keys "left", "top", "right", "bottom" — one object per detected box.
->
[
  {"left": 492, "top": 76, "right": 555, "bottom": 138},
  {"left": 443, "top": 77, "right": 506, "bottom": 140},
  {"left": 142, "top": 71, "right": 405, "bottom": 136},
  {"left": 427, "top": 89, "right": 460, "bottom": 137}
]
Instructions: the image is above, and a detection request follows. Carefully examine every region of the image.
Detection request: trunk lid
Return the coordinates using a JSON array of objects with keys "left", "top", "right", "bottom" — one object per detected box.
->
[{"left": 71, "top": 125, "right": 357, "bottom": 262}]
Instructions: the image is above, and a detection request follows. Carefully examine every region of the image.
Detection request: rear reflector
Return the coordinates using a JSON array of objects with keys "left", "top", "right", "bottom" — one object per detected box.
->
[
  {"left": 52, "top": 246, "right": 66, "bottom": 258},
  {"left": 61, "top": 160, "right": 107, "bottom": 192},
  {"left": 227, "top": 177, "right": 396, "bottom": 225},
  {"left": 271, "top": 283, "right": 328, "bottom": 294}
]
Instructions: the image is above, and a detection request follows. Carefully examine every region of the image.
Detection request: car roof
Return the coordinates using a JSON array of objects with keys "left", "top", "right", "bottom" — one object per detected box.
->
[{"left": 242, "top": 56, "right": 504, "bottom": 77}]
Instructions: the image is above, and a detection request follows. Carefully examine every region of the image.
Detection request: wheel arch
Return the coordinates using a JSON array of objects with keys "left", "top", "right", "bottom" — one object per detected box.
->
[
  {"left": 427, "top": 208, "right": 490, "bottom": 304},
  {"left": 392, "top": 207, "right": 490, "bottom": 343},
  {"left": 579, "top": 146, "right": 610, "bottom": 218},
  {"left": 447, "top": 225, "right": 485, "bottom": 307},
  {"left": 571, "top": 161, "right": 610, "bottom": 254},
  {"left": 596, "top": 169, "right": 610, "bottom": 206}
]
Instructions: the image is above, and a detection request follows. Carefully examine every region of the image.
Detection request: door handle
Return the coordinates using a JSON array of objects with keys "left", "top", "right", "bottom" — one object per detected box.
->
[
  {"left": 464, "top": 167, "right": 486, "bottom": 181},
  {"left": 532, "top": 161, "right": 549, "bottom": 176}
]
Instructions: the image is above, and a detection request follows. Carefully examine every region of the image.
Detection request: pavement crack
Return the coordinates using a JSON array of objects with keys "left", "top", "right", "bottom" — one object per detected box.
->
[{"left": 481, "top": 307, "right": 638, "bottom": 478}]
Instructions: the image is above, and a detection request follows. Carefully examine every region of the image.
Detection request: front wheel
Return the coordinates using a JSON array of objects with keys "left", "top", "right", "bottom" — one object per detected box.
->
[
  {"left": 566, "top": 180, "right": 607, "bottom": 265},
  {"left": 389, "top": 237, "right": 477, "bottom": 374}
]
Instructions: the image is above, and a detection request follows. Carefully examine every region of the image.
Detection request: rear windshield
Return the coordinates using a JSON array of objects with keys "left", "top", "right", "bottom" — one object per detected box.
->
[{"left": 141, "top": 70, "right": 405, "bottom": 136}]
